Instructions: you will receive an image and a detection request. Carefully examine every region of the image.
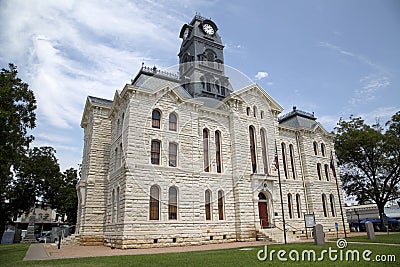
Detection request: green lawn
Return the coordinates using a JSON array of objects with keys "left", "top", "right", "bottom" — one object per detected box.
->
[
  {"left": 332, "top": 232, "right": 400, "bottom": 244},
  {"left": 1, "top": 233, "right": 399, "bottom": 267}
]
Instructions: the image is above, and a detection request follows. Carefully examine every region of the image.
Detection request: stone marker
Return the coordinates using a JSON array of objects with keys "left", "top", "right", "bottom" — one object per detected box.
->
[
  {"left": 314, "top": 224, "right": 325, "bottom": 246},
  {"left": 365, "top": 221, "right": 375, "bottom": 240},
  {"left": 22, "top": 215, "right": 38, "bottom": 243}
]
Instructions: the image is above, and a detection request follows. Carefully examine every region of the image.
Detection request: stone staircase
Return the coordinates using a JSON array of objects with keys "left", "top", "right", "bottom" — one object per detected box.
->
[
  {"left": 257, "top": 227, "right": 309, "bottom": 244},
  {"left": 61, "top": 234, "right": 80, "bottom": 245}
]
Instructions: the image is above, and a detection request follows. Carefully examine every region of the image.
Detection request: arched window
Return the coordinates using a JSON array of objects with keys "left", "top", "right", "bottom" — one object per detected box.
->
[
  {"left": 169, "top": 113, "right": 177, "bottom": 131},
  {"left": 317, "top": 163, "right": 322, "bottom": 180},
  {"left": 111, "top": 188, "right": 115, "bottom": 223},
  {"left": 218, "top": 190, "right": 224, "bottom": 220},
  {"left": 215, "top": 131, "right": 222, "bottom": 173},
  {"left": 324, "top": 164, "right": 329, "bottom": 181},
  {"left": 322, "top": 194, "right": 328, "bottom": 217},
  {"left": 288, "top": 193, "right": 293, "bottom": 219},
  {"left": 253, "top": 106, "right": 257, "bottom": 118},
  {"left": 169, "top": 143, "right": 177, "bottom": 167},
  {"left": 321, "top": 143, "right": 326, "bottom": 157},
  {"left": 249, "top": 126, "right": 257, "bottom": 173},
  {"left": 296, "top": 194, "right": 301, "bottom": 218},
  {"left": 281, "top": 143, "right": 288, "bottom": 179},
  {"left": 289, "top": 144, "right": 296, "bottom": 180},
  {"left": 313, "top": 141, "right": 318, "bottom": 155},
  {"left": 114, "top": 147, "right": 118, "bottom": 170},
  {"left": 168, "top": 187, "right": 178, "bottom": 220},
  {"left": 117, "top": 118, "right": 120, "bottom": 134},
  {"left": 152, "top": 109, "right": 161, "bottom": 129},
  {"left": 149, "top": 185, "right": 160, "bottom": 220},
  {"left": 205, "top": 190, "right": 212, "bottom": 220},
  {"left": 203, "top": 129, "right": 210, "bottom": 172},
  {"left": 215, "top": 80, "right": 220, "bottom": 94},
  {"left": 119, "top": 143, "right": 123, "bottom": 167},
  {"left": 330, "top": 194, "right": 336, "bottom": 217},
  {"left": 246, "top": 107, "right": 250, "bottom": 116},
  {"left": 116, "top": 186, "right": 120, "bottom": 223},
  {"left": 260, "top": 129, "right": 268, "bottom": 174},
  {"left": 260, "top": 110, "right": 264, "bottom": 119},
  {"left": 151, "top": 140, "right": 161, "bottom": 165}
]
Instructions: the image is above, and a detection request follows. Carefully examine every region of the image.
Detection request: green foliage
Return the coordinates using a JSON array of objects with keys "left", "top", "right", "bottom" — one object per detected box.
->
[
  {"left": 9, "top": 147, "right": 61, "bottom": 218},
  {"left": 0, "top": 64, "right": 78, "bottom": 232},
  {"left": 56, "top": 168, "right": 79, "bottom": 225},
  {"left": 334, "top": 112, "right": 400, "bottom": 221},
  {"left": 0, "top": 63, "right": 36, "bottom": 233}
]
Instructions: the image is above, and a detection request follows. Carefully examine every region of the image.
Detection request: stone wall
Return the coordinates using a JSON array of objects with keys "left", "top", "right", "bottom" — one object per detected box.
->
[{"left": 80, "top": 83, "right": 348, "bottom": 247}]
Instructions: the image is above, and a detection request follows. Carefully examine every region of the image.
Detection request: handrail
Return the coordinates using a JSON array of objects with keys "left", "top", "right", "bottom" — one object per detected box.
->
[{"left": 274, "top": 218, "right": 304, "bottom": 232}]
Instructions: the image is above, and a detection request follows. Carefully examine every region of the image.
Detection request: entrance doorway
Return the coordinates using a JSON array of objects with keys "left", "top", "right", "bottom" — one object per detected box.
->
[{"left": 258, "top": 192, "right": 269, "bottom": 228}]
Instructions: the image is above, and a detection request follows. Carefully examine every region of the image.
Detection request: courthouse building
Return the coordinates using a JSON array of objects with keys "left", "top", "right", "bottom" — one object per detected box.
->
[{"left": 76, "top": 15, "right": 347, "bottom": 248}]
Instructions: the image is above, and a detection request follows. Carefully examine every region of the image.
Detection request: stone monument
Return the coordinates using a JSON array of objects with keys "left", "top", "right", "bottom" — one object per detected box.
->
[
  {"left": 314, "top": 224, "right": 325, "bottom": 245},
  {"left": 22, "top": 213, "right": 38, "bottom": 243},
  {"left": 365, "top": 221, "right": 375, "bottom": 240}
]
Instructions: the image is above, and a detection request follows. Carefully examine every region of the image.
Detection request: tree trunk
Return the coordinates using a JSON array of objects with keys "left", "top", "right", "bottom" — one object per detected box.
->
[{"left": 377, "top": 203, "right": 386, "bottom": 231}]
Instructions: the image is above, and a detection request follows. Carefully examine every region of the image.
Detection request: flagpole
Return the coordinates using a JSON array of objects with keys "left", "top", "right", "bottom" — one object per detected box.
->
[
  {"left": 331, "top": 151, "right": 347, "bottom": 238},
  {"left": 275, "top": 141, "right": 287, "bottom": 244}
]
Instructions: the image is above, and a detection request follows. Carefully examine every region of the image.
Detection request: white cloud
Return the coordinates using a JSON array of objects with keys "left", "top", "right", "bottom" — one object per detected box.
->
[
  {"left": 318, "top": 115, "right": 339, "bottom": 132},
  {"left": 360, "top": 74, "right": 390, "bottom": 91},
  {"left": 350, "top": 74, "right": 390, "bottom": 105},
  {"left": 254, "top": 71, "right": 269, "bottom": 80},
  {"left": 356, "top": 106, "right": 399, "bottom": 126},
  {"left": 318, "top": 42, "right": 355, "bottom": 57},
  {"left": 0, "top": 0, "right": 204, "bottom": 170}
]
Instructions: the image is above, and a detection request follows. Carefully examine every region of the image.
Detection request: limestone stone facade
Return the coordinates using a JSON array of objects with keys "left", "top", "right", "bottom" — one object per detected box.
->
[{"left": 76, "top": 15, "right": 348, "bottom": 248}]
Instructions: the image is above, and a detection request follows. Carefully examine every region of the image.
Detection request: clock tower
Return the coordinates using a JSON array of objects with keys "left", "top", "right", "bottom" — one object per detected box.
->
[{"left": 178, "top": 14, "right": 232, "bottom": 100}]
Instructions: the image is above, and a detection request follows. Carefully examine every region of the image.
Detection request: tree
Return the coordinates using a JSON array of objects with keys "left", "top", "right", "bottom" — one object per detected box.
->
[
  {"left": 334, "top": 112, "right": 400, "bottom": 228},
  {"left": 55, "top": 168, "right": 78, "bottom": 225},
  {"left": 10, "top": 147, "right": 61, "bottom": 218},
  {"left": 0, "top": 63, "right": 36, "bottom": 236}
]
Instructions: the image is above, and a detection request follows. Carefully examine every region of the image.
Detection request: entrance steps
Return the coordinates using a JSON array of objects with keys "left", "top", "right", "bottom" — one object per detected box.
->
[
  {"left": 257, "top": 228, "right": 308, "bottom": 244},
  {"left": 61, "top": 234, "right": 80, "bottom": 245}
]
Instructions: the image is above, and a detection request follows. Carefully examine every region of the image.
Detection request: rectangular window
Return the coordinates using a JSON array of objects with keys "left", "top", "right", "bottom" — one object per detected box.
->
[
  {"left": 169, "top": 143, "right": 177, "bottom": 167},
  {"left": 168, "top": 187, "right": 177, "bottom": 220},
  {"left": 205, "top": 190, "right": 211, "bottom": 220},
  {"left": 150, "top": 186, "right": 159, "bottom": 220},
  {"left": 169, "top": 113, "right": 177, "bottom": 131},
  {"left": 151, "top": 140, "right": 160, "bottom": 165},
  {"left": 218, "top": 191, "right": 224, "bottom": 220},
  {"left": 203, "top": 129, "right": 210, "bottom": 172},
  {"left": 215, "top": 131, "right": 222, "bottom": 173}
]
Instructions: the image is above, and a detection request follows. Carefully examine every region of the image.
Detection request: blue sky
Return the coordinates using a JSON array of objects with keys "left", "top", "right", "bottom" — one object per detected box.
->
[{"left": 0, "top": 0, "right": 399, "bottom": 171}]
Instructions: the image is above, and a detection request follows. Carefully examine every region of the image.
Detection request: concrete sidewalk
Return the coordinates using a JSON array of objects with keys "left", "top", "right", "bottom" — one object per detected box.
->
[
  {"left": 23, "top": 243, "right": 50, "bottom": 261},
  {"left": 23, "top": 241, "right": 267, "bottom": 261}
]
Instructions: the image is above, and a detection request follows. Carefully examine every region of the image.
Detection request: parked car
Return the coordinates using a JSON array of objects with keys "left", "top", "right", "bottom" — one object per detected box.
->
[{"left": 357, "top": 217, "right": 400, "bottom": 231}]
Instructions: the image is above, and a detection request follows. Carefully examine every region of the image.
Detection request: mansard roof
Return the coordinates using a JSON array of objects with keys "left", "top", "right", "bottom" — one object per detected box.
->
[
  {"left": 278, "top": 106, "right": 333, "bottom": 137},
  {"left": 131, "top": 65, "right": 192, "bottom": 99},
  {"left": 87, "top": 96, "right": 113, "bottom": 107},
  {"left": 278, "top": 106, "right": 318, "bottom": 129}
]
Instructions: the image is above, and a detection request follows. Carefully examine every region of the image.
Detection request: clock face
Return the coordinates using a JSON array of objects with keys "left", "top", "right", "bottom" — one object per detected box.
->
[
  {"left": 183, "top": 28, "right": 190, "bottom": 39},
  {"left": 202, "top": 23, "right": 215, "bottom": 35}
]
